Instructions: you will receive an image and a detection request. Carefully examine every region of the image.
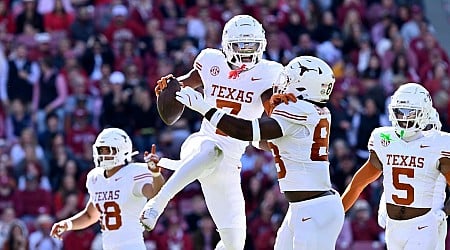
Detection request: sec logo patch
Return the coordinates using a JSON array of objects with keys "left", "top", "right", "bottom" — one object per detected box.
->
[{"left": 210, "top": 66, "right": 220, "bottom": 76}]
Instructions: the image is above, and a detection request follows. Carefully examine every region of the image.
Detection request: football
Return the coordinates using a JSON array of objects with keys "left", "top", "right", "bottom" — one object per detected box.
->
[{"left": 157, "top": 77, "right": 185, "bottom": 125}]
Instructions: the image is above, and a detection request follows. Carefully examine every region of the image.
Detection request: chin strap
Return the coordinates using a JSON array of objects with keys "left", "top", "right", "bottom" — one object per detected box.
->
[{"left": 228, "top": 64, "right": 247, "bottom": 79}]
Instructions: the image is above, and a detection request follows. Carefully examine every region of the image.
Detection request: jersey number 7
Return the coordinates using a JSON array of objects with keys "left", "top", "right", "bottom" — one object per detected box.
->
[{"left": 215, "top": 100, "right": 242, "bottom": 136}]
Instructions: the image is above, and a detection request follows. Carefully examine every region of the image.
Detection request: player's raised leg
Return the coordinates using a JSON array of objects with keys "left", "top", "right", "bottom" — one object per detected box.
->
[
  {"left": 141, "top": 135, "right": 223, "bottom": 230},
  {"left": 199, "top": 157, "right": 246, "bottom": 250}
]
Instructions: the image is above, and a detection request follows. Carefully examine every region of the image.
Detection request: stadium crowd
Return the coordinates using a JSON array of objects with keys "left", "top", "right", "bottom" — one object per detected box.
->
[{"left": 0, "top": 0, "right": 448, "bottom": 249}]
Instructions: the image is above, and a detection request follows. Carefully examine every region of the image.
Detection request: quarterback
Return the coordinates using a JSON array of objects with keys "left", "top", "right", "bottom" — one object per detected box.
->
[
  {"left": 175, "top": 56, "right": 345, "bottom": 250},
  {"left": 50, "top": 128, "right": 165, "bottom": 250},
  {"left": 140, "top": 15, "right": 283, "bottom": 250}
]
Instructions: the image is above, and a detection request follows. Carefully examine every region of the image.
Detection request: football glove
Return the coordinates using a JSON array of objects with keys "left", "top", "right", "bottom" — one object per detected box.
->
[
  {"left": 175, "top": 87, "right": 212, "bottom": 116},
  {"left": 155, "top": 74, "right": 174, "bottom": 97}
]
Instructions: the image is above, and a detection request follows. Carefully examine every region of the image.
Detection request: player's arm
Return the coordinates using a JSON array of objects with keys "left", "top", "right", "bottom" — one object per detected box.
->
[
  {"left": 176, "top": 86, "right": 283, "bottom": 141},
  {"left": 176, "top": 69, "right": 203, "bottom": 89},
  {"left": 206, "top": 109, "right": 283, "bottom": 141},
  {"left": 141, "top": 176, "right": 164, "bottom": 199},
  {"left": 261, "top": 89, "right": 273, "bottom": 115},
  {"left": 155, "top": 69, "right": 203, "bottom": 96},
  {"left": 341, "top": 151, "right": 383, "bottom": 212},
  {"left": 50, "top": 201, "right": 100, "bottom": 239},
  {"left": 438, "top": 156, "right": 450, "bottom": 215},
  {"left": 438, "top": 157, "right": 450, "bottom": 185},
  {"left": 141, "top": 145, "right": 165, "bottom": 199}
]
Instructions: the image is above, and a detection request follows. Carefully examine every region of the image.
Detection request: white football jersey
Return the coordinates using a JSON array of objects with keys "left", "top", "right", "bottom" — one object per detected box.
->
[
  {"left": 194, "top": 48, "right": 283, "bottom": 159},
  {"left": 269, "top": 100, "right": 332, "bottom": 192},
  {"left": 368, "top": 127, "right": 450, "bottom": 208},
  {"left": 86, "top": 163, "right": 152, "bottom": 249}
]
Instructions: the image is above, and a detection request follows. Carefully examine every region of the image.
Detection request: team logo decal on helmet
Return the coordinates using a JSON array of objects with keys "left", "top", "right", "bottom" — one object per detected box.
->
[{"left": 275, "top": 56, "right": 335, "bottom": 103}]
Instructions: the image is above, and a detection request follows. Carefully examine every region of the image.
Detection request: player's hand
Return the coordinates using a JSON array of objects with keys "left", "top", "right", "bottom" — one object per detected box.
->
[
  {"left": 50, "top": 220, "right": 71, "bottom": 240},
  {"left": 270, "top": 93, "right": 297, "bottom": 107},
  {"left": 175, "top": 87, "right": 212, "bottom": 115},
  {"left": 144, "top": 144, "right": 161, "bottom": 175},
  {"left": 268, "top": 93, "right": 297, "bottom": 115},
  {"left": 155, "top": 74, "right": 174, "bottom": 97}
]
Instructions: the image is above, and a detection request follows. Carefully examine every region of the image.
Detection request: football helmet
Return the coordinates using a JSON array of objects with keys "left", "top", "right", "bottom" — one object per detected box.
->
[
  {"left": 274, "top": 56, "right": 335, "bottom": 103},
  {"left": 92, "top": 128, "right": 135, "bottom": 170},
  {"left": 388, "top": 83, "right": 433, "bottom": 138},
  {"left": 221, "top": 15, "right": 266, "bottom": 69},
  {"left": 426, "top": 108, "right": 441, "bottom": 131}
]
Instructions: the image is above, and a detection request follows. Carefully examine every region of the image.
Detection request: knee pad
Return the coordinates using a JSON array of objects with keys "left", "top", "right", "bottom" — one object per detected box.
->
[
  {"left": 215, "top": 228, "right": 246, "bottom": 250},
  {"left": 199, "top": 140, "right": 223, "bottom": 163},
  {"left": 181, "top": 137, "right": 223, "bottom": 163}
]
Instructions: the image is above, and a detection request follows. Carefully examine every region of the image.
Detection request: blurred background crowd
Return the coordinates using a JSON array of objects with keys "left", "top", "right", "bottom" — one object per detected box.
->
[{"left": 0, "top": 0, "right": 448, "bottom": 249}]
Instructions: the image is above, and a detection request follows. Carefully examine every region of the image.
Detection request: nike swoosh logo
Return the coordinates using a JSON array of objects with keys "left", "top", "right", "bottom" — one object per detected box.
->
[
  {"left": 418, "top": 225, "right": 428, "bottom": 230},
  {"left": 301, "top": 217, "right": 312, "bottom": 222},
  {"left": 420, "top": 145, "right": 430, "bottom": 148},
  {"left": 115, "top": 177, "right": 123, "bottom": 181},
  {"left": 251, "top": 77, "right": 261, "bottom": 81}
]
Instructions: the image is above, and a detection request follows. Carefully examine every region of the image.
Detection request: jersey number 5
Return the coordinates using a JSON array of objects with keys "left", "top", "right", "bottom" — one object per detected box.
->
[
  {"left": 392, "top": 167, "right": 414, "bottom": 205},
  {"left": 96, "top": 201, "right": 123, "bottom": 231}
]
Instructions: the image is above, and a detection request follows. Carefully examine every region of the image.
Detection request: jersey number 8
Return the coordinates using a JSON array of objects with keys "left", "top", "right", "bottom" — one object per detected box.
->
[
  {"left": 270, "top": 118, "right": 330, "bottom": 179},
  {"left": 96, "top": 201, "right": 123, "bottom": 231}
]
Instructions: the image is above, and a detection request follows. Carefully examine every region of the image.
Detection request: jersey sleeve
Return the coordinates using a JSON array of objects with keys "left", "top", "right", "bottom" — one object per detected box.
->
[
  {"left": 130, "top": 163, "right": 153, "bottom": 197},
  {"left": 271, "top": 103, "right": 309, "bottom": 135},
  {"left": 367, "top": 127, "right": 386, "bottom": 154},
  {"left": 439, "top": 134, "right": 450, "bottom": 159},
  {"left": 368, "top": 130, "right": 376, "bottom": 152},
  {"left": 85, "top": 169, "right": 96, "bottom": 194},
  {"left": 193, "top": 48, "right": 221, "bottom": 71},
  {"left": 85, "top": 170, "right": 95, "bottom": 203}
]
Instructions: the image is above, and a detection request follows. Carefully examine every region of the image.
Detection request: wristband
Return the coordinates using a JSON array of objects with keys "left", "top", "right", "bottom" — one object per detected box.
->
[
  {"left": 251, "top": 119, "right": 261, "bottom": 141},
  {"left": 210, "top": 109, "right": 226, "bottom": 128},
  {"left": 151, "top": 170, "right": 161, "bottom": 177},
  {"left": 65, "top": 220, "right": 73, "bottom": 230}
]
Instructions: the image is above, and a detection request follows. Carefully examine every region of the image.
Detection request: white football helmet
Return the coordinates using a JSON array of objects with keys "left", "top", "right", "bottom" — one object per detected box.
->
[
  {"left": 426, "top": 108, "right": 441, "bottom": 131},
  {"left": 92, "top": 128, "right": 136, "bottom": 170},
  {"left": 388, "top": 83, "right": 433, "bottom": 138},
  {"left": 221, "top": 15, "right": 266, "bottom": 69},
  {"left": 275, "top": 56, "right": 335, "bottom": 103}
]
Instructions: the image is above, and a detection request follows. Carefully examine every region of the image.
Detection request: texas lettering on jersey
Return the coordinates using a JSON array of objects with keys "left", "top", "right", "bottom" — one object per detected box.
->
[
  {"left": 93, "top": 190, "right": 120, "bottom": 202},
  {"left": 368, "top": 127, "right": 450, "bottom": 208},
  {"left": 386, "top": 154, "right": 425, "bottom": 168},
  {"left": 210, "top": 84, "right": 254, "bottom": 103}
]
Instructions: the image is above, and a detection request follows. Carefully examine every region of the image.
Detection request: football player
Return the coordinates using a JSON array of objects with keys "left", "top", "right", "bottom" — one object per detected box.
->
[
  {"left": 377, "top": 108, "right": 448, "bottom": 250},
  {"left": 140, "top": 15, "right": 284, "bottom": 250},
  {"left": 341, "top": 83, "right": 450, "bottom": 249},
  {"left": 174, "top": 56, "right": 345, "bottom": 250},
  {"left": 50, "top": 128, "right": 165, "bottom": 250}
]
